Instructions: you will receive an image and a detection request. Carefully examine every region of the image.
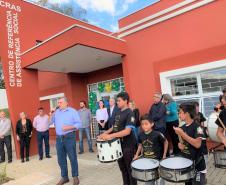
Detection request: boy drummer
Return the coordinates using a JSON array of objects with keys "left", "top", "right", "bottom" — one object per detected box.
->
[
  {"left": 99, "top": 92, "right": 137, "bottom": 185},
  {"left": 216, "top": 95, "right": 226, "bottom": 147},
  {"left": 174, "top": 102, "right": 206, "bottom": 185},
  {"left": 134, "top": 114, "right": 168, "bottom": 185}
]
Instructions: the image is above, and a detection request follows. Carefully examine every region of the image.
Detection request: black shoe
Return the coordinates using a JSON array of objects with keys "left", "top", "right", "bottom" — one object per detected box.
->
[
  {"left": 0, "top": 160, "right": 5, "bottom": 163},
  {"left": 89, "top": 149, "right": 94, "bottom": 153},
  {"left": 8, "top": 160, "right": 12, "bottom": 163},
  {"left": 39, "top": 157, "right": 43, "bottom": 161},
  {"left": 78, "top": 151, "right": 84, "bottom": 154},
  {"left": 26, "top": 158, "right": 29, "bottom": 162},
  {"left": 46, "top": 155, "right": 52, "bottom": 158},
  {"left": 21, "top": 159, "right": 25, "bottom": 163}
]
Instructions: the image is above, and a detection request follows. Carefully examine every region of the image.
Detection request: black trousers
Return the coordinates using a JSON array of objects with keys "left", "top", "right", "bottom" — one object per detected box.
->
[
  {"left": 117, "top": 147, "right": 137, "bottom": 185},
  {"left": 0, "top": 135, "right": 12, "bottom": 162},
  {"left": 185, "top": 172, "right": 206, "bottom": 185},
  {"left": 19, "top": 135, "right": 31, "bottom": 160},
  {"left": 166, "top": 120, "right": 180, "bottom": 155}
]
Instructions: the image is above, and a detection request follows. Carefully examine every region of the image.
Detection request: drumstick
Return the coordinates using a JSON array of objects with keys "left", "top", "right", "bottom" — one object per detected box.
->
[
  {"left": 216, "top": 114, "right": 226, "bottom": 131},
  {"left": 178, "top": 119, "right": 185, "bottom": 143},
  {"left": 178, "top": 135, "right": 184, "bottom": 144}
]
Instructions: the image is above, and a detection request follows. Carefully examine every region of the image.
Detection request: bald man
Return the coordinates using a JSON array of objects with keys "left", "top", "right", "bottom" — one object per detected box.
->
[{"left": 0, "top": 111, "right": 12, "bottom": 163}]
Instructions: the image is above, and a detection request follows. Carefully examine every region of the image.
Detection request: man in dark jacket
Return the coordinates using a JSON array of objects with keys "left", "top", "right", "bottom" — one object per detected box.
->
[
  {"left": 107, "top": 98, "right": 119, "bottom": 129},
  {"left": 149, "top": 92, "right": 167, "bottom": 135}
]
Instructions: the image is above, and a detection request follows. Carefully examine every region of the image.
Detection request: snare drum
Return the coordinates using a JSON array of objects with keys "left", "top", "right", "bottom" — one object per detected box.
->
[
  {"left": 131, "top": 158, "right": 159, "bottom": 182},
  {"left": 96, "top": 138, "right": 123, "bottom": 163},
  {"left": 213, "top": 150, "right": 226, "bottom": 169},
  {"left": 159, "top": 157, "right": 195, "bottom": 183}
]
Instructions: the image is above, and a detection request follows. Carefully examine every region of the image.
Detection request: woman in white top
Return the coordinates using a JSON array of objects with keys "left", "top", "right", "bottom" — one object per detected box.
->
[{"left": 96, "top": 100, "right": 109, "bottom": 131}]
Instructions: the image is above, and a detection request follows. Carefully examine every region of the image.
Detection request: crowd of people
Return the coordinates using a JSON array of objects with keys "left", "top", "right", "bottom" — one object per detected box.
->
[
  {"left": 0, "top": 87, "right": 225, "bottom": 185},
  {"left": 98, "top": 88, "right": 226, "bottom": 185}
]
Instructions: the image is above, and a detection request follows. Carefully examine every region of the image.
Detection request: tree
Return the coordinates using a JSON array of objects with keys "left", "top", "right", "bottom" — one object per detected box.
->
[
  {"left": 0, "top": 64, "right": 5, "bottom": 89},
  {"left": 35, "top": 0, "right": 88, "bottom": 22}
]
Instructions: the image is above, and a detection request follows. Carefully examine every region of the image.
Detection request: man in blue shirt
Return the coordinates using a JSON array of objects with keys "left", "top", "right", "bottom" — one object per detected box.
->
[{"left": 50, "top": 97, "right": 81, "bottom": 185}]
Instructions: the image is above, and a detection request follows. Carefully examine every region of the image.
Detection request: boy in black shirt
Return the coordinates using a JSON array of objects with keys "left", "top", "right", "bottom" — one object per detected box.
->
[
  {"left": 99, "top": 92, "right": 137, "bottom": 185},
  {"left": 215, "top": 96, "right": 226, "bottom": 147},
  {"left": 194, "top": 102, "right": 208, "bottom": 167},
  {"left": 174, "top": 102, "right": 206, "bottom": 185},
  {"left": 134, "top": 114, "right": 168, "bottom": 185}
]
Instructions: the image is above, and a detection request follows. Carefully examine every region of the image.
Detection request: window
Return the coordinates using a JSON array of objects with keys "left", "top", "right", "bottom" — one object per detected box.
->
[
  {"left": 202, "top": 96, "right": 219, "bottom": 118},
  {"left": 165, "top": 67, "right": 226, "bottom": 118},
  {"left": 201, "top": 68, "right": 226, "bottom": 93},
  {"left": 175, "top": 98, "right": 200, "bottom": 107},
  {"left": 87, "top": 77, "right": 124, "bottom": 139},
  {"left": 170, "top": 75, "right": 198, "bottom": 96},
  {"left": 89, "top": 84, "right": 98, "bottom": 92},
  {"left": 50, "top": 98, "right": 60, "bottom": 110}
]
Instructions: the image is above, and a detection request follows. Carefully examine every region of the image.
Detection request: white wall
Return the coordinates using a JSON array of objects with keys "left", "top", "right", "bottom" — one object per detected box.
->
[{"left": 0, "top": 89, "right": 8, "bottom": 109}]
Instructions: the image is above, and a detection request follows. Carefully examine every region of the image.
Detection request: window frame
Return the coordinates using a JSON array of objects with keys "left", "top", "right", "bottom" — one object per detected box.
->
[{"left": 160, "top": 59, "right": 226, "bottom": 117}]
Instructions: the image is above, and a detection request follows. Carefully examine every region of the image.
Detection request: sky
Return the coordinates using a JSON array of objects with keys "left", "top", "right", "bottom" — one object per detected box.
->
[{"left": 28, "top": 0, "right": 160, "bottom": 32}]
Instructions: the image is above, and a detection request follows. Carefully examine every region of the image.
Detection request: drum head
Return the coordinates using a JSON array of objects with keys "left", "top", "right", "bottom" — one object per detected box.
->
[
  {"left": 131, "top": 158, "right": 159, "bottom": 170},
  {"left": 160, "top": 157, "right": 193, "bottom": 170}
]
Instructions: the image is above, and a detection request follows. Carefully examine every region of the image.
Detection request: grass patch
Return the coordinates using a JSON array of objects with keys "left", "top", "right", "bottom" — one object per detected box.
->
[{"left": 0, "top": 163, "right": 13, "bottom": 185}]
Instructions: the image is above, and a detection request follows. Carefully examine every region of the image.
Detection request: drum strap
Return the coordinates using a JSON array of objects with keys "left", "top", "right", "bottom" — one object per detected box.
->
[
  {"left": 194, "top": 156, "right": 203, "bottom": 168},
  {"left": 216, "top": 114, "right": 226, "bottom": 131}
]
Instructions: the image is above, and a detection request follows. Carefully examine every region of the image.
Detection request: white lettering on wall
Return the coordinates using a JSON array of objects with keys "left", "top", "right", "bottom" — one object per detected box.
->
[
  {"left": 4, "top": 0, "right": 22, "bottom": 87},
  {"left": 0, "top": 0, "right": 21, "bottom": 12}
]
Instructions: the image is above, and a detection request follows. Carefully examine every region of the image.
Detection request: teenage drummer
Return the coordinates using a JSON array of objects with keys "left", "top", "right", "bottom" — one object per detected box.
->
[
  {"left": 99, "top": 92, "right": 137, "bottom": 185},
  {"left": 134, "top": 114, "right": 168, "bottom": 185},
  {"left": 215, "top": 95, "right": 226, "bottom": 147},
  {"left": 174, "top": 102, "right": 206, "bottom": 185},
  {"left": 193, "top": 102, "right": 209, "bottom": 166}
]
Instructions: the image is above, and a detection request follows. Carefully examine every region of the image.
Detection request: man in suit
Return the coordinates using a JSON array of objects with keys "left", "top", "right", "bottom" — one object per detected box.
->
[{"left": 107, "top": 98, "right": 119, "bottom": 129}]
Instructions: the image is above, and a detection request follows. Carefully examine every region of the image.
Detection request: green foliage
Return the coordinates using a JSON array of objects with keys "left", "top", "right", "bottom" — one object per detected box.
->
[
  {"left": 0, "top": 163, "right": 7, "bottom": 184},
  {"left": 35, "top": 0, "right": 88, "bottom": 22},
  {"left": 88, "top": 92, "right": 97, "bottom": 114},
  {"left": 0, "top": 79, "right": 5, "bottom": 89},
  {"left": 0, "top": 64, "right": 4, "bottom": 89},
  {"left": 112, "top": 79, "right": 120, "bottom": 91},
  {"left": 98, "top": 83, "right": 105, "bottom": 93}
]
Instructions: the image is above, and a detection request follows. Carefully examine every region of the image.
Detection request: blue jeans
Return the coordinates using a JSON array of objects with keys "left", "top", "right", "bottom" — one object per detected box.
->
[
  {"left": 56, "top": 132, "right": 79, "bottom": 178},
  {"left": 79, "top": 127, "right": 92, "bottom": 152},
  {"left": 37, "top": 130, "right": 50, "bottom": 158}
]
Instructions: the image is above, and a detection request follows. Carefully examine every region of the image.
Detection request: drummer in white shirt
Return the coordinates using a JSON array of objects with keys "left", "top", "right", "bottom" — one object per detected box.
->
[
  {"left": 96, "top": 100, "right": 109, "bottom": 133},
  {"left": 216, "top": 95, "right": 226, "bottom": 147}
]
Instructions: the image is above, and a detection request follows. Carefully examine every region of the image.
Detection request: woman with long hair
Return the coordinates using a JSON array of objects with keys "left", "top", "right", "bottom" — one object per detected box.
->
[
  {"left": 96, "top": 100, "right": 109, "bottom": 133},
  {"left": 162, "top": 94, "right": 180, "bottom": 155}
]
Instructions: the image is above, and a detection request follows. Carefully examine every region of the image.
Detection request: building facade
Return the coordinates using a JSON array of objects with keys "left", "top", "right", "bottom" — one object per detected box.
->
[{"left": 0, "top": 0, "right": 226, "bottom": 158}]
